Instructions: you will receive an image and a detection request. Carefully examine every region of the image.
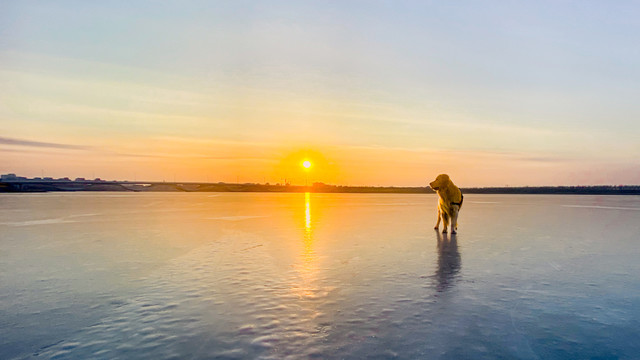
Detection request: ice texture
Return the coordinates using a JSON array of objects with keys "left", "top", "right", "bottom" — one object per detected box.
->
[{"left": 1, "top": 193, "right": 639, "bottom": 359}]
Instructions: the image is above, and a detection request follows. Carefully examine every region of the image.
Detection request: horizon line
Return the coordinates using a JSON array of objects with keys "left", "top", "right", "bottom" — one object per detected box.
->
[{"left": 2, "top": 173, "right": 639, "bottom": 189}]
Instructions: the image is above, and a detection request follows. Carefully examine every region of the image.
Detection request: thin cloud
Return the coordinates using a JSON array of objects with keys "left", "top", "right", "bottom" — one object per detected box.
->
[
  {"left": 111, "top": 151, "right": 273, "bottom": 162},
  {"left": 518, "top": 156, "right": 572, "bottom": 163},
  {"left": 0, "top": 136, "right": 90, "bottom": 150}
]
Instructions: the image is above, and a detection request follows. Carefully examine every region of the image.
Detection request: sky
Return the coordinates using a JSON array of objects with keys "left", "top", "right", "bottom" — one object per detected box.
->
[{"left": 1, "top": 1, "right": 639, "bottom": 187}]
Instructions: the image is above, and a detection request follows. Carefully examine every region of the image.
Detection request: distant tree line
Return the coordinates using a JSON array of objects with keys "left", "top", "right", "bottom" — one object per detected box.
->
[
  {"left": 460, "top": 185, "right": 640, "bottom": 195},
  {"left": 2, "top": 177, "right": 640, "bottom": 194}
]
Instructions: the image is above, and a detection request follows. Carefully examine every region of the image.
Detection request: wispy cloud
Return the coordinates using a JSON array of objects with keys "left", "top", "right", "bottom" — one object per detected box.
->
[
  {"left": 0, "top": 136, "right": 90, "bottom": 150},
  {"left": 112, "top": 151, "right": 274, "bottom": 162}
]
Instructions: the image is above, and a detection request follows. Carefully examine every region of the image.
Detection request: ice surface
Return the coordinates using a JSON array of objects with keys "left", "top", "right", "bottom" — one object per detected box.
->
[{"left": 1, "top": 193, "right": 639, "bottom": 359}]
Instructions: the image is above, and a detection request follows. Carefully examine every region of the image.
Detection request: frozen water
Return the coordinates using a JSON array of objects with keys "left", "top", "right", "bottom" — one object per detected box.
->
[{"left": 1, "top": 193, "right": 639, "bottom": 359}]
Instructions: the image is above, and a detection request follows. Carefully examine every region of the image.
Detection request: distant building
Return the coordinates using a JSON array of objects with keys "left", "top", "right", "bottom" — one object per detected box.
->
[{"left": 0, "top": 174, "right": 27, "bottom": 181}]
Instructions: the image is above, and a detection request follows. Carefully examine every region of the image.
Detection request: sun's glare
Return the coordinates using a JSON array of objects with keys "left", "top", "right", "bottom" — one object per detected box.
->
[{"left": 302, "top": 160, "right": 312, "bottom": 169}]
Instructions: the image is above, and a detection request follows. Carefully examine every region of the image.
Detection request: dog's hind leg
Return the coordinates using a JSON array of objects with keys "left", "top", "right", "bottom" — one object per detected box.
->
[
  {"left": 434, "top": 208, "right": 441, "bottom": 230},
  {"left": 450, "top": 206, "right": 459, "bottom": 234}
]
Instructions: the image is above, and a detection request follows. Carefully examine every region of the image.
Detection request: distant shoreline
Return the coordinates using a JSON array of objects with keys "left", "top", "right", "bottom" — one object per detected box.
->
[{"left": 1, "top": 179, "right": 639, "bottom": 195}]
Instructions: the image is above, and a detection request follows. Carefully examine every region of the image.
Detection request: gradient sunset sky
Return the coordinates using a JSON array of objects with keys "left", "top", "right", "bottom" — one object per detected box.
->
[{"left": 2, "top": 1, "right": 639, "bottom": 186}]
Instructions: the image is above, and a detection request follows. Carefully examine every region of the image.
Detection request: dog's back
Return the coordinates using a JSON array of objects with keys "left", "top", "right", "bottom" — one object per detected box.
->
[{"left": 435, "top": 178, "right": 462, "bottom": 216}]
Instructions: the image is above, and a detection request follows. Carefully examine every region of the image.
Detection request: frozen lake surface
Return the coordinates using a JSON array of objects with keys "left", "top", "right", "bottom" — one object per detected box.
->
[{"left": 1, "top": 192, "right": 639, "bottom": 359}]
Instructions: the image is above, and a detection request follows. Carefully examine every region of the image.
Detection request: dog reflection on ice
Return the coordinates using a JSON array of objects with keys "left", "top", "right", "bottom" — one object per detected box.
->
[{"left": 435, "top": 231, "right": 461, "bottom": 292}]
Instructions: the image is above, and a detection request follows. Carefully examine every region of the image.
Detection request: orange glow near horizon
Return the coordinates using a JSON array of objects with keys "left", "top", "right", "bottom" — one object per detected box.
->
[
  {"left": 271, "top": 149, "right": 341, "bottom": 186},
  {"left": 3, "top": 131, "right": 633, "bottom": 187}
]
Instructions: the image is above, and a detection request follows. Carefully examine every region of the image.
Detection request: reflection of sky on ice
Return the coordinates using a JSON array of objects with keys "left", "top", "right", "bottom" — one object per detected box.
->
[{"left": 1, "top": 193, "right": 639, "bottom": 359}]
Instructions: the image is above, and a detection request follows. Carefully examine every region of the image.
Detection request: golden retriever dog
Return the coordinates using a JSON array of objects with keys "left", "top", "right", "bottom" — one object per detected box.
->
[{"left": 429, "top": 174, "right": 463, "bottom": 234}]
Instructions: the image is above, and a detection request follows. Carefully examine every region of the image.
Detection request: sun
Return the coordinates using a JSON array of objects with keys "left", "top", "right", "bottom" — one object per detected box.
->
[{"left": 302, "top": 160, "right": 312, "bottom": 169}]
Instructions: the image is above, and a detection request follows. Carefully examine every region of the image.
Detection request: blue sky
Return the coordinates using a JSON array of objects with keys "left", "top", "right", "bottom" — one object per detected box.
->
[{"left": 1, "top": 1, "right": 639, "bottom": 185}]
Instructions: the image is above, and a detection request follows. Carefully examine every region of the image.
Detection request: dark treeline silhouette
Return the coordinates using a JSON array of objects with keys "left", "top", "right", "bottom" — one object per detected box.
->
[
  {"left": 461, "top": 185, "right": 640, "bottom": 195},
  {"left": 2, "top": 177, "right": 640, "bottom": 195}
]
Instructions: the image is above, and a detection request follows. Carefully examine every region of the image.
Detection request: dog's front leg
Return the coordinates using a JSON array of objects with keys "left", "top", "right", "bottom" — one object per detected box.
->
[
  {"left": 434, "top": 208, "right": 441, "bottom": 230},
  {"left": 442, "top": 212, "right": 449, "bottom": 234}
]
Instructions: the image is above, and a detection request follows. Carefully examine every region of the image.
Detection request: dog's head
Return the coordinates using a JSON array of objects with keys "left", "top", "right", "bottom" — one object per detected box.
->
[{"left": 429, "top": 174, "right": 450, "bottom": 191}]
